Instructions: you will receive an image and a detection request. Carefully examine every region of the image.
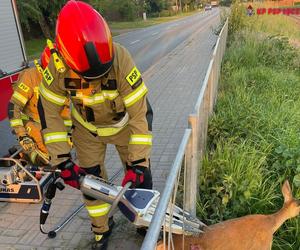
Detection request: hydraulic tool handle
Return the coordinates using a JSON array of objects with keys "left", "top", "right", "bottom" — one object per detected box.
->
[
  {"left": 40, "top": 181, "right": 57, "bottom": 227},
  {"left": 45, "top": 179, "right": 58, "bottom": 200},
  {"left": 46, "top": 39, "right": 66, "bottom": 73},
  {"left": 108, "top": 182, "right": 132, "bottom": 218},
  {"left": 40, "top": 199, "right": 52, "bottom": 225},
  {"left": 35, "top": 148, "right": 50, "bottom": 165}
]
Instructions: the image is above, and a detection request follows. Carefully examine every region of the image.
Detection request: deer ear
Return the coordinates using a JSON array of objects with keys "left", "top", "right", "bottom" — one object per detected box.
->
[{"left": 282, "top": 180, "right": 293, "bottom": 203}]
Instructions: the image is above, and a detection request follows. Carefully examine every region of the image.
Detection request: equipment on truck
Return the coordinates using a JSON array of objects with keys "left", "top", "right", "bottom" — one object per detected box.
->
[
  {"left": 0, "top": 147, "right": 53, "bottom": 203},
  {"left": 40, "top": 172, "right": 206, "bottom": 238}
]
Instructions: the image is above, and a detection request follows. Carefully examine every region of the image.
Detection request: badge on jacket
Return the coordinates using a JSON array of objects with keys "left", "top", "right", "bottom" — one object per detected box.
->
[
  {"left": 18, "top": 82, "right": 30, "bottom": 93},
  {"left": 43, "top": 67, "right": 54, "bottom": 85},
  {"left": 126, "top": 66, "right": 142, "bottom": 89}
]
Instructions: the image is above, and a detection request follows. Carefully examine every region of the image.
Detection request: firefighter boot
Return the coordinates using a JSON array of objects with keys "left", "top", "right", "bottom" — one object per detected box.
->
[{"left": 91, "top": 217, "right": 115, "bottom": 250}]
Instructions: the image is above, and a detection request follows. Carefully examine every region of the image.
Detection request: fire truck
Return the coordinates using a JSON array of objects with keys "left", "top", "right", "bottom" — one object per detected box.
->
[{"left": 0, "top": 0, "right": 28, "bottom": 156}]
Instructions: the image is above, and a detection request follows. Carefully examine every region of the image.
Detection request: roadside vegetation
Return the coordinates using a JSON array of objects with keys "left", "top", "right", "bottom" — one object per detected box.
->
[{"left": 198, "top": 2, "right": 300, "bottom": 249}]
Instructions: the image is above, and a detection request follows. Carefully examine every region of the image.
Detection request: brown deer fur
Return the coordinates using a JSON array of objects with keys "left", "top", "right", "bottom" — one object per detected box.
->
[{"left": 156, "top": 180, "right": 300, "bottom": 250}]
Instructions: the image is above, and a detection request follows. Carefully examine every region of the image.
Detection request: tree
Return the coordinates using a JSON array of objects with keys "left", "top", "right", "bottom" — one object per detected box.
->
[
  {"left": 17, "top": 0, "right": 66, "bottom": 39},
  {"left": 145, "top": 0, "right": 167, "bottom": 13}
]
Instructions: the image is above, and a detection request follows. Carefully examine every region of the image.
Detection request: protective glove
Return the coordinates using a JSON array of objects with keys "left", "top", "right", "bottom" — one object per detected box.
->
[
  {"left": 18, "top": 135, "right": 36, "bottom": 152},
  {"left": 57, "top": 159, "right": 85, "bottom": 189},
  {"left": 122, "top": 165, "right": 147, "bottom": 188}
]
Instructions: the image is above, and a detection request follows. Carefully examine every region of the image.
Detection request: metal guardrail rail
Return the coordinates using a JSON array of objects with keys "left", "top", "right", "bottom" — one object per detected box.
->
[
  {"left": 141, "top": 129, "right": 192, "bottom": 249},
  {"left": 141, "top": 18, "right": 229, "bottom": 250}
]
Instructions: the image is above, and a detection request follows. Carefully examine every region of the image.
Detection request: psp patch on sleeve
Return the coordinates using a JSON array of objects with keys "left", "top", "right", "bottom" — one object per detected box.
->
[
  {"left": 18, "top": 82, "right": 30, "bottom": 93},
  {"left": 43, "top": 67, "right": 54, "bottom": 86},
  {"left": 126, "top": 66, "right": 142, "bottom": 87}
]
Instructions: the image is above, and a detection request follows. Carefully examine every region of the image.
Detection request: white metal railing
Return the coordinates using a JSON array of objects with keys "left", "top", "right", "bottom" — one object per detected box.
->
[
  {"left": 141, "top": 129, "right": 191, "bottom": 249},
  {"left": 141, "top": 19, "right": 229, "bottom": 250}
]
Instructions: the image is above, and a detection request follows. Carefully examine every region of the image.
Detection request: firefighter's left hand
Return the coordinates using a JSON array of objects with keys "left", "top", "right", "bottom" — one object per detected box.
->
[
  {"left": 18, "top": 135, "right": 36, "bottom": 152},
  {"left": 122, "top": 165, "right": 151, "bottom": 188}
]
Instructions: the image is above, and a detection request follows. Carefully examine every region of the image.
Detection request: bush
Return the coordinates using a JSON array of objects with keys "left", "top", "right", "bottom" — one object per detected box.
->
[
  {"left": 159, "top": 10, "right": 172, "bottom": 17},
  {"left": 228, "top": 1, "right": 247, "bottom": 37},
  {"left": 118, "top": 0, "right": 139, "bottom": 21},
  {"left": 94, "top": 0, "right": 140, "bottom": 21}
]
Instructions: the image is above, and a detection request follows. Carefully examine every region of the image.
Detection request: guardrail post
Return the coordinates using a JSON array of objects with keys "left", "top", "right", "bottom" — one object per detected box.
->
[{"left": 185, "top": 114, "right": 199, "bottom": 216}]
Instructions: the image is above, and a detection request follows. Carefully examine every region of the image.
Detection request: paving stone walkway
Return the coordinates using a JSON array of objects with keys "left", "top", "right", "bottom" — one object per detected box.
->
[{"left": 0, "top": 14, "right": 220, "bottom": 250}]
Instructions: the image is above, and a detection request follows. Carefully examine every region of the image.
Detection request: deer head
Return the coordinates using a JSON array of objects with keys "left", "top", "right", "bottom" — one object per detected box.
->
[{"left": 281, "top": 180, "right": 300, "bottom": 219}]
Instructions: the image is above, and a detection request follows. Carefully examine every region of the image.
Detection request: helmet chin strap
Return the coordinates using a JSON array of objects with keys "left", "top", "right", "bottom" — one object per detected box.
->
[
  {"left": 69, "top": 66, "right": 110, "bottom": 81},
  {"left": 81, "top": 67, "right": 112, "bottom": 81}
]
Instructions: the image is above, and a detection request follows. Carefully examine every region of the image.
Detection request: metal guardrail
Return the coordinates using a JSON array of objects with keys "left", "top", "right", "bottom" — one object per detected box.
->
[
  {"left": 141, "top": 18, "right": 229, "bottom": 250},
  {"left": 185, "top": 18, "right": 228, "bottom": 214},
  {"left": 141, "top": 129, "right": 192, "bottom": 250}
]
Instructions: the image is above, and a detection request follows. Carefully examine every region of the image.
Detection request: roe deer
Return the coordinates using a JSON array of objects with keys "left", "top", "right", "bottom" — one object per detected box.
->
[{"left": 157, "top": 180, "right": 300, "bottom": 250}]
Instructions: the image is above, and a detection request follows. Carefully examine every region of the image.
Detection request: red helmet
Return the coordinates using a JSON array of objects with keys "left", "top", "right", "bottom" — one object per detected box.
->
[
  {"left": 55, "top": 0, "right": 114, "bottom": 79},
  {"left": 40, "top": 45, "right": 52, "bottom": 69}
]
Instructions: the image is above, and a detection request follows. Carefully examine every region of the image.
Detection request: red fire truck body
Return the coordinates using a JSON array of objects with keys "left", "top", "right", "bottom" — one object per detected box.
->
[{"left": 0, "top": 0, "right": 28, "bottom": 155}]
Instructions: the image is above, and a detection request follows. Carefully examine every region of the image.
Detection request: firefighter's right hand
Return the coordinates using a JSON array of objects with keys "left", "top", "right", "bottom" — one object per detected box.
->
[
  {"left": 57, "top": 159, "right": 85, "bottom": 189},
  {"left": 18, "top": 135, "right": 36, "bottom": 152}
]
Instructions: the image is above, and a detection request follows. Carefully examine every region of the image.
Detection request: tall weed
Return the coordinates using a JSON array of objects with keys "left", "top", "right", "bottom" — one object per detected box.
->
[
  {"left": 228, "top": 1, "right": 247, "bottom": 37},
  {"left": 199, "top": 5, "right": 300, "bottom": 248}
]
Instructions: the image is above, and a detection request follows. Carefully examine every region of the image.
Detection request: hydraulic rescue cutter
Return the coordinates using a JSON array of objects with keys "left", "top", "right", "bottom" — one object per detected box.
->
[
  {"left": 80, "top": 174, "right": 206, "bottom": 235},
  {"left": 41, "top": 172, "right": 206, "bottom": 237},
  {"left": 0, "top": 147, "right": 53, "bottom": 203}
]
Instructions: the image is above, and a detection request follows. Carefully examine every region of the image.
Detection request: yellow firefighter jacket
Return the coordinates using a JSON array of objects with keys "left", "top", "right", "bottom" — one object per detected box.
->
[
  {"left": 9, "top": 67, "right": 42, "bottom": 137},
  {"left": 39, "top": 43, "right": 152, "bottom": 166},
  {"left": 8, "top": 67, "right": 72, "bottom": 151}
]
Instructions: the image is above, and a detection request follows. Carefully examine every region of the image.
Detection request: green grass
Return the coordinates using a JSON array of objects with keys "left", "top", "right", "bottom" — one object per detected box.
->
[
  {"left": 25, "top": 38, "right": 46, "bottom": 61},
  {"left": 248, "top": 14, "right": 300, "bottom": 40},
  {"left": 198, "top": 5, "right": 300, "bottom": 249},
  {"left": 241, "top": 3, "right": 300, "bottom": 40}
]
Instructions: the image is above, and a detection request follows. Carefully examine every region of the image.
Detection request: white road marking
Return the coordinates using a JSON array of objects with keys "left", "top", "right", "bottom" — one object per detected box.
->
[
  {"left": 166, "top": 23, "right": 179, "bottom": 31},
  {"left": 152, "top": 32, "right": 159, "bottom": 36},
  {"left": 130, "top": 40, "right": 140, "bottom": 44}
]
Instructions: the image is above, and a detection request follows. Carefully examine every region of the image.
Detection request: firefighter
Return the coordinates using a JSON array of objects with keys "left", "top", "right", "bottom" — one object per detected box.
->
[
  {"left": 38, "top": 1, "right": 153, "bottom": 249},
  {"left": 7, "top": 46, "right": 72, "bottom": 165}
]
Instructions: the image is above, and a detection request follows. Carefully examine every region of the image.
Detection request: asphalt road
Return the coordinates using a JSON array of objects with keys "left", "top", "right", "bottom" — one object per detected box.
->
[
  {"left": 115, "top": 8, "right": 220, "bottom": 72},
  {"left": 0, "top": 8, "right": 220, "bottom": 157}
]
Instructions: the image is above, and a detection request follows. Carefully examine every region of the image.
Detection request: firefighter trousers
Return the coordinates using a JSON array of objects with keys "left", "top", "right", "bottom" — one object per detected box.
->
[{"left": 72, "top": 119, "right": 130, "bottom": 234}]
